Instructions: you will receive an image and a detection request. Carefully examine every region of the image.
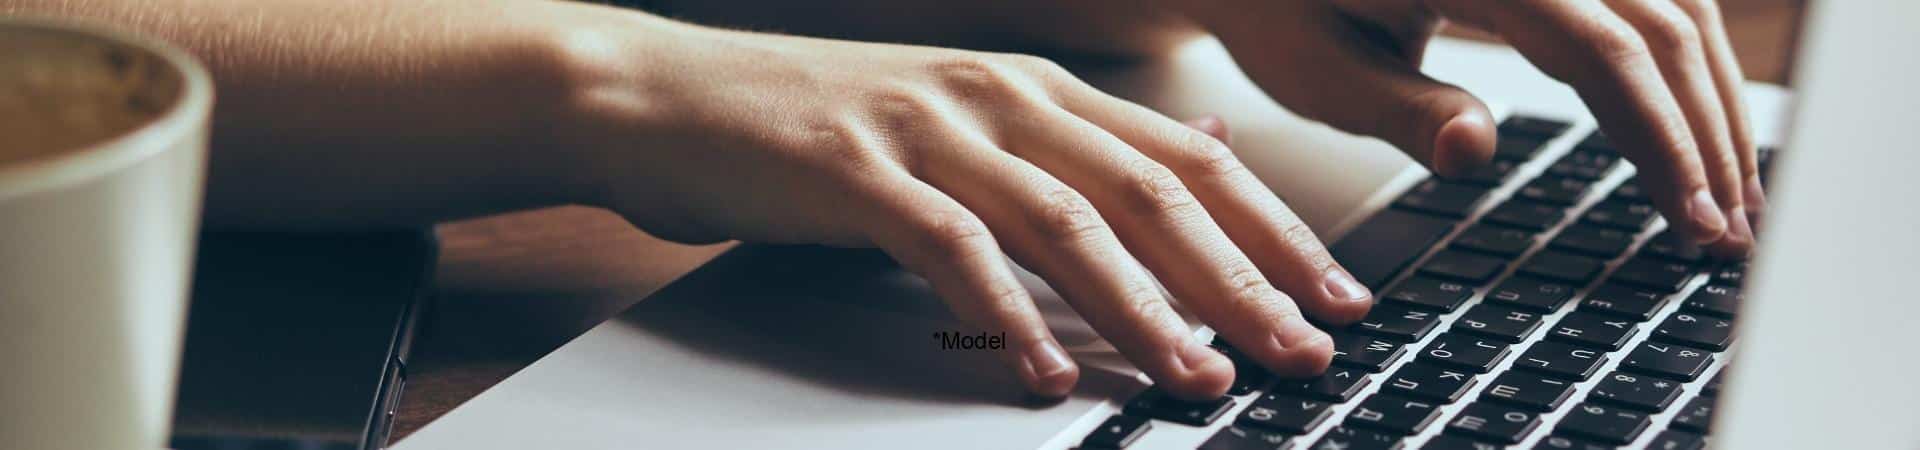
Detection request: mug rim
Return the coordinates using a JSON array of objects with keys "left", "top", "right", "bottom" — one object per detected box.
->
[{"left": 0, "top": 16, "right": 214, "bottom": 201}]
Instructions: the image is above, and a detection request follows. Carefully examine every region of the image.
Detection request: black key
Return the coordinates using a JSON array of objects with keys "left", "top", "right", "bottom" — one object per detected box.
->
[
  {"left": 1499, "top": 115, "right": 1572, "bottom": 138},
  {"left": 1452, "top": 224, "right": 1537, "bottom": 257},
  {"left": 1445, "top": 158, "right": 1520, "bottom": 187},
  {"left": 1311, "top": 426, "right": 1403, "bottom": 450},
  {"left": 1587, "top": 371, "right": 1683, "bottom": 412},
  {"left": 1424, "top": 435, "right": 1504, "bottom": 450},
  {"left": 1237, "top": 393, "right": 1333, "bottom": 434},
  {"left": 1533, "top": 435, "right": 1617, "bottom": 450},
  {"left": 1384, "top": 276, "right": 1474, "bottom": 312},
  {"left": 1518, "top": 176, "right": 1591, "bottom": 206},
  {"left": 1578, "top": 284, "right": 1670, "bottom": 321},
  {"left": 1518, "top": 250, "right": 1605, "bottom": 284},
  {"left": 1670, "top": 396, "right": 1717, "bottom": 433},
  {"left": 1419, "top": 250, "right": 1509, "bottom": 284},
  {"left": 1332, "top": 209, "right": 1458, "bottom": 289},
  {"left": 1610, "top": 257, "right": 1696, "bottom": 293},
  {"left": 1487, "top": 277, "right": 1576, "bottom": 312},
  {"left": 1227, "top": 363, "right": 1270, "bottom": 396},
  {"left": 1418, "top": 333, "right": 1511, "bottom": 373},
  {"left": 1647, "top": 430, "right": 1707, "bottom": 450},
  {"left": 1710, "top": 263, "right": 1747, "bottom": 287},
  {"left": 1445, "top": 402, "right": 1542, "bottom": 444},
  {"left": 1582, "top": 200, "right": 1656, "bottom": 231},
  {"left": 1703, "top": 370, "right": 1727, "bottom": 396},
  {"left": 1549, "top": 225, "right": 1634, "bottom": 258},
  {"left": 1682, "top": 284, "right": 1741, "bottom": 318},
  {"left": 1200, "top": 425, "right": 1293, "bottom": 450},
  {"left": 1547, "top": 149, "right": 1619, "bottom": 180},
  {"left": 1494, "top": 134, "right": 1552, "bottom": 160},
  {"left": 1330, "top": 330, "right": 1407, "bottom": 373},
  {"left": 1382, "top": 361, "right": 1478, "bottom": 403},
  {"left": 1547, "top": 312, "right": 1639, "bottom": 351},
  {"left": 1652, "top": 312, "right": 1735, "bottom": 351},
  {"left": 1395, "top": 179, "right": 1493, "bottom": 219},
  {"left": 1613, "top": 178, "right": 1648, "bottom": 202},
  {"left": 1642, "top": 231, "right": 1705, "bottom": 264},
  {"left": 1515, "top": 341, "right": 1608, "bottom": 381},
  {"left": 1354, "top": 303, "right": 1442, "bottom": 342},
  {"left": 1276, "top": 367, "right": 1372, "bottom": 403},
  {"left": 1081, "top": 414, "right": 1151, "bottom": 449},
  {"left": 1558, "top": 403, "right": 1650, "bottom": 445},
  {"left": 1621, "top": 342, "right": 1714, "bottom": 381},
  {"left": 1453, "top": 303, "right": 1545, "bottom": 343},
  {"left": 1482, "top": 371, "right": 1575, "bottom": 412},
  {"left": 1345, "top": 393, "right": 1442, "bottom": 435},
  {"left": 1485, "top": 200, "right": 1567, "bottom": 231},
  {"left": 1576, "top": 131, "right": 1613, "bottom": 152},
  {"left": 1123, "top": 387, "right": 1235, "bottom": 426}
]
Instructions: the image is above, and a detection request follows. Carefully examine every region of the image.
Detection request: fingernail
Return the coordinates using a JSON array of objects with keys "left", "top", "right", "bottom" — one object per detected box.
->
[
  {"left": 1026, "top": 340, "right": 1075, "bottom": 379},
  {"left": 1686, "top": 189, "right": 1729, "bottom": 243},
  {"left": 1743, "top": 177, "right": 1768, "bottom": 228},
  {"left": 1723, "top": 206, "right": 1755, "bottom": 253},
  {"left": 1322, "top": 269, "right": 1372, "bottom": 303},
  {"left": 1176, "top": 338, "right": 1229, "bottom": 372}
]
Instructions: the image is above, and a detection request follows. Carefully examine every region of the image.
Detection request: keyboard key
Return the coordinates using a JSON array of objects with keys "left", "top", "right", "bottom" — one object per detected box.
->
[
  {"left": 1124, "top": 387, "right": 1236, "bottom": 426},
  {"left": 1330, "top": 331, "right": 1406, "bottom": 373},
  {"left": 1499, "top": 115, "right": 1572, "bottom": 138},
  {"left": 1276, "top": 367, "right": 1372, "bottom": 403},
  {"left": 1652, "top": 312, "right": 1735, "bottom": 351},
  {"left": 1515, "top": 341, "right": 1608, "bottom": 381},
  {"left": 1452, "top": 224, "right": 1537, "bottom": 257},
  {"left": 1485, "top": 200, "right": 1567, "bottom": 231},
  {"left": 1647, "top": 430, "right": 1706, "bottom": 450},
  {"left": 1642, "top": 231, "right": 1706, "bottom": 264},
  {"left": 1454, "top": 304, "right": 1545, "bottom": 343},
  {"left": 1710, "top": 263, "right": 1747, "bottom": 287},
  {"left": 1518, "top": 176, "right": 1591, "bottom": 206},
  {"left": 1557, "top": 403, "right": 1650, "bottom": 445},
  {"left": 1384, "top": 276, "right": 1474, "bottom": 312},
  {"left": 1445, "top": 402, "right": 1541, "bottom": 444},
  {"left": 1518, "top": 250, "right": 1605, "bottom": 284},
  {"left": 1532, "top": 435, "right": 1616, "bottom": 450},
  {"left": 1419, "top": 250, "right": 1509, "bottom": 284},
  {"left": 1345, "top": 393, "right": 1442, "bottom": 435},
  {"left": 1586, "top": 371, "right": 1683, "bottom": 412},
  {"left": 1547, "top": 149, "right": 1619, "bottom": 180},
  {"left": 1237, "top": 393, "right": 1333, "bottom": 434},
  {"left": 1549, "top": 225, "right": 1634, "bottom": 258},
  {"left": 1494, "top": 134, "right": 1552, "bottom": 160},
  {"left": 1576, "top": 131, "right": 1613, "bottom": 152},
  {"left": 1482, "top": 371, "right": 1575, "bottom": 411},
  {"left": 1578, "top": 284, "right": 1670, "bottom": 321},
  {"left": 1418, "top": 333, "right": 1511, "bottom": 373},
  {"left": 1354, "top": 303, "right": 1442, "bottom": 342},
  {"left": 1445, "top": 158, "right": 1521, "bottom": 187},
  {"left": 1670, "top": 396, "right": 1717, "bottom": 433},
  {"left": 1613, "top": 178, "right": 1648, "bottom": 201},
  {"left": 1227, "top": 363, "right": 1270, "bottom": 396},
  {"left": 1703, "top": 370, "right": 1727, "bottom": 396},
  {"left": 1487, "top": 277, "right": 1576, "bottom": 312},
  {"left": 1200, "top": 425, "right": 1292, "bottom": 450},
  {"left": 1610, "top": 257, "right": 1696, "bottom": 293},
  {"left": 1582, "top": 200, "right": 1656, "bottom": 231},
  {"left": 1383, "top": 361, "right": 1478, "bottom": 403},
  {"left": 1395, "top": 179, "right": 1493, "bottom": 219},
  {"left": 1312, "top": 426, "right": 1403, "bottom": 450},
  {"left": 1547, "top": 312, "right": 1639, "bottom": 351},
  {"left": 1332, "top": 209, "right": 1458, "bottom": 289},
  {"left": 1621, "top": 342, "right": 1714, "bottom": 381},
  {"left": 1681, "top": 284, "right": 1741, "bottom": 318},
  {"left": 1081, "top": 414, "right": 1151, "bottom": 449},
  {"left": 1424, "top": 435, "right": 1504, "bottom": 450}
]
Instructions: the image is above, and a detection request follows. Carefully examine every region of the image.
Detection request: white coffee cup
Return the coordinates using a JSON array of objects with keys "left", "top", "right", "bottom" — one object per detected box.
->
[{"left": 0, "top": 18, "right": 213, "bottom": 450}]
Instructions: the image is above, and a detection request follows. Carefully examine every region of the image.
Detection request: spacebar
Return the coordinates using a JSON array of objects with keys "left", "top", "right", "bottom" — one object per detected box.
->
[{"left": 1330, "top": 208, "right": 1457, "bottom": 289}]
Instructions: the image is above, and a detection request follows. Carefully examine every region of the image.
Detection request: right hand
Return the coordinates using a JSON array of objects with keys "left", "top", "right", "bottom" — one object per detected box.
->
[{"left": 560, "top": 17, "right": 1377, "bottom": 399}]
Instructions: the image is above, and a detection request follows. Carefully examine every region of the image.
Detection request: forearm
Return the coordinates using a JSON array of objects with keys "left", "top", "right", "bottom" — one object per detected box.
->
[
  {"left": 648, "top": 0, "right": 1205, "bottom": 60},
  {"left": 2, "top": 0, "right": 663, "bottom": 228}
]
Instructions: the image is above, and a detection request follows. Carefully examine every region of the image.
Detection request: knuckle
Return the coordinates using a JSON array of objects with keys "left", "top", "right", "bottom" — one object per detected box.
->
[
  {"left": 1277, "top": 220, "right": 1336, "bottom": 270},
  {"left": 1168, "top": 133, "right": 1247, "bottom": 180},
  {"left": 1575, "top": 20, "right": 1654, "bottom": 67},
  {"left": 1118, "top": 161, "right": 1202, "bottom": 216},
  {"left": 866, "top": 87, "right": 947, "bottom": 131},
  {"left": 1030, "top": 189, "right": 1109, "bottom": 243},
  {"left": 1637, "top": 9, "right": 1703, "bottom": 54},
  {"left": 979, "top": 281, "right": 1033, "bottom": 314},
  {"left": 912, "top": 211, "right": 995, "bottom": 262},
  {"left": 1222, "top": 264, "right": 1279, "bottom": 305},
  {"left": 927, "top": 54, "right": 1034, "bottom": 102},
  {"left": 1120, "top": 283, "right": 1178, "bottom": 323},
  {"left": 1670, "top": 0, "right": 1722, "bottom": 22}
]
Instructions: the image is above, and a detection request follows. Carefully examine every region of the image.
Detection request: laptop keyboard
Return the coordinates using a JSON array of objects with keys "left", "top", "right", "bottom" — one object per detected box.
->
[{"left": 1077, "top": 114, "right": 1771, "bottom": 449}]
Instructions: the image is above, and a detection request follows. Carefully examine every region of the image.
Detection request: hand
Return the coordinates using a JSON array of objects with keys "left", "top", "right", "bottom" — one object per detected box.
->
[
  {"left": 562, "top": 19, "right": 1378, "bottom": 399},
  {"left": 1181, "top": 0, "right": 1763, "bottom": 258}
]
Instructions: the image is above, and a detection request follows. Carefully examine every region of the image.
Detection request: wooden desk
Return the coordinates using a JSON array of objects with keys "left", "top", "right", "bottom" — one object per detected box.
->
[{"left": 391, "top": 1, "right": 1804, "bottom": 441}]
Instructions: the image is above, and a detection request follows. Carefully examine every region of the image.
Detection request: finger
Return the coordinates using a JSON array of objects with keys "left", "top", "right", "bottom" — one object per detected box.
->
[
  {"left": 1674, "top": 0, "right": 1767, "bottom": 231},
  {"left": 1604, "top": 0, "right": 1752, "bottom": 257},
  {"left": 1431, "top": 0, "right": 1729, "bottom": 244},
  {"left": 1002, "top": 105, "right": 1335, "bottom": 380},
  {"left": 858, "top": 170, "right": 1081, "bottom": 398},
  {"left": 909, "top": 124, "right": 1235, "bottom": 399},
  {"left": 1222, "top": 1, "right": 1499, "bottom": 178}
]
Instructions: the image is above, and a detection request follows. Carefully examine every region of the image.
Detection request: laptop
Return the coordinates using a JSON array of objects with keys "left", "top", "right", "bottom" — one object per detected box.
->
[{"left": 393, "top": 2, "right": 1919, "bottom": 449}]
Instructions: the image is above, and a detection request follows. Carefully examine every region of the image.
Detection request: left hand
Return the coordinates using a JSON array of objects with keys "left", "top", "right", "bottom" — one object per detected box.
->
[{"left": 1177, "top": 0, "right": 1763, "bottom": 259}]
